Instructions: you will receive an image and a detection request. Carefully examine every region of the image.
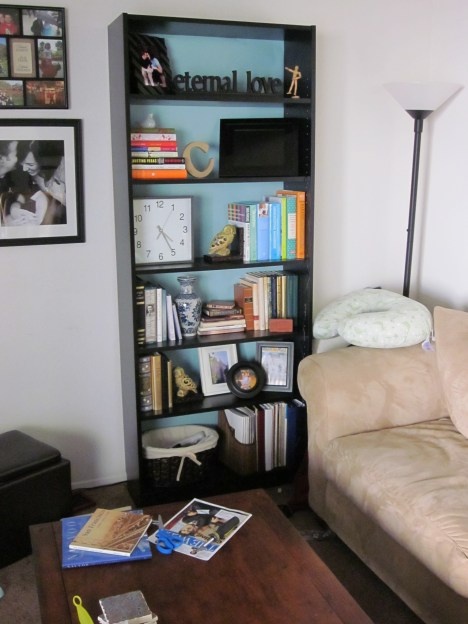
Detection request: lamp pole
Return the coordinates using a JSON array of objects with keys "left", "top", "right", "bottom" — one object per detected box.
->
[{"left": 403, "top": 110, "right": 431, "bottom": 297}]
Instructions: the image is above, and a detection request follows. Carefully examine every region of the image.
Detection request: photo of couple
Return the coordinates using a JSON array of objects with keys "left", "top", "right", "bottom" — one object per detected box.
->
[{"left": 0, "top": 138, "right": 66, "bottom": 228}]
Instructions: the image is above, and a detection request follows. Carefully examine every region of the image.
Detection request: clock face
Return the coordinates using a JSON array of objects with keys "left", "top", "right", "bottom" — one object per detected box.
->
[{"left": 133, "top": 197, "right": 193, "bottom": 265}]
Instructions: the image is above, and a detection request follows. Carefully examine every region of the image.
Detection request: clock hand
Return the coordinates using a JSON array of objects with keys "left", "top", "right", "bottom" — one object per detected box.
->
[
  {"left": 156, "top": 225, "right": 174, "bottom": 242},
  {"left": 160, "top": 229, "right": 174, "bottom": 251}
]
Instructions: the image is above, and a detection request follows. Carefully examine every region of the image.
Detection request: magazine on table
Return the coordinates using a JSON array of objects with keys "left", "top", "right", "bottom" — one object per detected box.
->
[{"left": 148, "top": 498, "right": 251, "bottom": 561}]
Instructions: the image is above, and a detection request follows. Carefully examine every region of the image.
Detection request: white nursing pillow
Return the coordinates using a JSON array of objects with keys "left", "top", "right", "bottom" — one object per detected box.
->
[{"left": 313, "top": 288, "right": 432, "bottom": 349}]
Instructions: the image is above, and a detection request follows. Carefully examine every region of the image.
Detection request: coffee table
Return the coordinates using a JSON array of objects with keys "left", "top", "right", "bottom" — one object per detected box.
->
[{"left": 30, "top": 488, "right": 373, "bottom": 623}]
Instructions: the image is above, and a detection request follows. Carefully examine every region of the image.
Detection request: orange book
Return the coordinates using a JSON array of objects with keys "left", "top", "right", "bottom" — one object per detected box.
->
[
  {"left": 132, "top": 169, "right": 188, "bottom": 180},
  {"left": 276, "top": 190, "right": 306, "bottom": 259},
  {"left": 234, "top": 283, "right": 254, "bottom": 330}
]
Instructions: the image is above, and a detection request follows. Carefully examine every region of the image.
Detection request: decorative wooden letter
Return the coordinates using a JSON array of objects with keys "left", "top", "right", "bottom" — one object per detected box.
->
[{"left": 183, "top": 141, "right": 215, "bottom": 179}]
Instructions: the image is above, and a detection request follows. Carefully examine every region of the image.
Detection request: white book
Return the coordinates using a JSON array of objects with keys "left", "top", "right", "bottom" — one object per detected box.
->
[
  {"left": 172, "top": 303, "right": 183, "bottom": 340},
  {"left": 166, "top": 294, "right": 176, "bottom": 341}
]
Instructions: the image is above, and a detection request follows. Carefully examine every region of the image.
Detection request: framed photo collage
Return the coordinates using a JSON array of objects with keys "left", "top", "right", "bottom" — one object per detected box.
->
[{"left": 0, "top": 5, "right": 67, "bottom": 109}]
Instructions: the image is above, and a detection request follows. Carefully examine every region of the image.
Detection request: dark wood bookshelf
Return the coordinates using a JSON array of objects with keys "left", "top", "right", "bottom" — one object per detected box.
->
[{"left": 109, "top": 13, "right": 315, "bottom": 505}]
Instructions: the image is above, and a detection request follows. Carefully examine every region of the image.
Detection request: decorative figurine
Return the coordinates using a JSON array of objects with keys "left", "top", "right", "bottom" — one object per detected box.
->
[
  {"left": 173, "top": 366, "right": 198, "bottom": 398},
  {"left": 285, "top": 65, "right": 302, "bottom": 98},
  {"left": 207, "top": 224, "right": 237, "bottom": 256},
  {"left": 140, "top": 112, "right": 157, "bottom": 128}
]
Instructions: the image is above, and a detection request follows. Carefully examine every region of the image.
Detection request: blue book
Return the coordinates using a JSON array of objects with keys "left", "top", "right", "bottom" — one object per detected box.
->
[
  {"left": 256, "top": 202, "right": 270, "bottom": 261},
  {"left": 267, "top": 201, "right": 282, "bottom": 261},
  {"left": 61, "top": 512, "right": 153, "bottom": 568}
]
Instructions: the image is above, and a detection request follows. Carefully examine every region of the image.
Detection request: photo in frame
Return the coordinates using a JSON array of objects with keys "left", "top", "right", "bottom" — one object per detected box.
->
[
  {"left": 0, "top": 119, "right": 84, "bottom": 245},
  {"left": 128, "top": 32, "right": 174, "bottom": 96},
  {"left": 256, "top": 341, "right": 294, "bottom": 392},
  {"left": 0, "top": 5, "right": 67, "bottom": 108},
  {"left": 198, "top": 344, "right": 238, "bottom": 396},
  {"left": 226, "top": 361, "right": 265, "bottom": 399}
]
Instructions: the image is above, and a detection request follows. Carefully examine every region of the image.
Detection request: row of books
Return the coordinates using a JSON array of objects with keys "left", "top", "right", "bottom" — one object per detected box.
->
[
  {"left": 227, "top": 189, "right": 306, "bottom": 262},
  {"left": 138, "top": 352, "right": 174, "bottom": 413},
  {"left": 235, "top": 271, "right": 298, "bottom": 331},
  {"left": 130, "top": 127, "right": 188, "bottom": 180},
  {"left": 219, "top": 399, "right": 306, "bottom": 474},
  {"left": 135, "top": 278, "right": 182, "bottom": 345}
]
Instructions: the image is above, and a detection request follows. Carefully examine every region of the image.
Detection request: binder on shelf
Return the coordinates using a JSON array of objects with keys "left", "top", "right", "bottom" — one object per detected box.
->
[{"left": 218, "top": 410, "right": 257, "bottom": 476}]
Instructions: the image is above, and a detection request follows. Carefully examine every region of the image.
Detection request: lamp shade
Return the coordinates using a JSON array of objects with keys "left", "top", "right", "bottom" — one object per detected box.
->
[{"left": 384, "top": 81, "right": 462, "bottom": 113}]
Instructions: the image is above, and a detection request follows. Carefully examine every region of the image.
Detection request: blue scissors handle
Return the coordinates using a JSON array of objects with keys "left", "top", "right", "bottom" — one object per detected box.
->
[{"left": 156, "top": 529, "right": 183, "bottom": 555}]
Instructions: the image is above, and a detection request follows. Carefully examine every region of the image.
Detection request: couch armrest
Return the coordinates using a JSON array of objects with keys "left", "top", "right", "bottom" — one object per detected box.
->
[
  {"left": 298, "top": 344, "right": 447, "bottom": 517},
  {"left": 298, "top": 344, "right": 446, "bottom": 449}
]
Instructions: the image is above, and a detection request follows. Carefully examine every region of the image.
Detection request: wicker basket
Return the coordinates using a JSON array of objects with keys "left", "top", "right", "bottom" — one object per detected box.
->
[{"left": 142, "top": 425, "right": 219, "bottom": 487}]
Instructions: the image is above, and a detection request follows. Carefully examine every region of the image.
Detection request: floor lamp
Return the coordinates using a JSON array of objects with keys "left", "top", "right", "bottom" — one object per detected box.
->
[{"left": 384, "top": 82, "right": 461, "bottom": 297}]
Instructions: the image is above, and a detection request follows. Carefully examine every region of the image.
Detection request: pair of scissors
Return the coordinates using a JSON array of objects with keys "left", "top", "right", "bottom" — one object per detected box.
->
[{"left": 155, "top": 514, "right": 183, "bottom": 555}]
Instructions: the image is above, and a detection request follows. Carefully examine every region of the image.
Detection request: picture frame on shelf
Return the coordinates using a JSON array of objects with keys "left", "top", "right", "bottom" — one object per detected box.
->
[
  {"left": 256, "top": 341, "right": 294, "bottom": 392},
  {"left": 226, "top": 361, "right": 265, "bottom": 399},
  {"left": 127, "top": 32, "right": 174, "bottom": 96},
  {"left": 198, "top": 344, "right": 238, "bottom": 396},
  {"left": 0, "top": 118, "right": 84, "bottom": 246},
  {"left": 0, "top": 5, "right": 68, "bottom": 108}
]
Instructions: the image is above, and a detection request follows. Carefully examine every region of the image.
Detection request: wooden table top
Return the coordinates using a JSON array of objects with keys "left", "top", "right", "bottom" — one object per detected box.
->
[{"left": 30, "top": 488, "right": 373, "bottom": 624}]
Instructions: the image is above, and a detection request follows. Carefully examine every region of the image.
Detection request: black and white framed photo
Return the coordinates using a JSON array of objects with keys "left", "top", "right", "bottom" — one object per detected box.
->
[
  {"left": 0, "top": 5, "right": 67, "bottom": 108},
  {"left": 226, "top": 361, "right": 265, "bottom": 399},
  {"left": 256, "top": 341, "right": 294, "bottom": 392},
  {"left": 198, "top": 344, "right": 238, "bottom": 396},
  {"left": 0, "top": 118, "right": 84, "bottom": 245}
]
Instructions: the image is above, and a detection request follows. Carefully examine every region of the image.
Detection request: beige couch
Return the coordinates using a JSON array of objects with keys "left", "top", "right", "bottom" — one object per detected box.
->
[{"left": 297, "top": 306, "right": 468, "bottom": 624}]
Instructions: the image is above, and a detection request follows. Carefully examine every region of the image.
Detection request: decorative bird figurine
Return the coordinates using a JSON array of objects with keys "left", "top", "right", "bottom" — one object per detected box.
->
[
  {"left": 173, "top": 366, "right": 198, "bottom": 398},
  {"left": 208, "top": 224, "right": 237, "bottom": 256}
]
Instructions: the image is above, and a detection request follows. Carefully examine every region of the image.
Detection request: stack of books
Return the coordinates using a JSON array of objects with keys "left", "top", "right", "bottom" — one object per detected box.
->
[
  {"left": 130, "top": 127, "right": 187, "bottom": 180},
  {"left": 227, "top": 189, "right": 306, "bottom": 262},
  {"left": 197, "top": 300, "right": 246, "bottom": 336}
]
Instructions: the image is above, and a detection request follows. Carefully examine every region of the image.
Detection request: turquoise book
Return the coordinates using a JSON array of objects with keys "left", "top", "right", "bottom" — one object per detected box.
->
[
  {"left": 256, "top": 202, "right": 270, "bottom": 261},
  {"left": 61, "top": 512, "right": 152, "bottom": 568}
]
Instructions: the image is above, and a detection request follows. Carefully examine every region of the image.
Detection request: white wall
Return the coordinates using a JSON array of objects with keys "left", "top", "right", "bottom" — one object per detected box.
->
[{"left": 1, "top": 0, "right": 467, "bottom": 488}]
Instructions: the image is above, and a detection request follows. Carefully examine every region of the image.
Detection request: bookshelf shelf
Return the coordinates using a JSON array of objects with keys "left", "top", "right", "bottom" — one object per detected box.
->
[{"left": 109, "top": 13, "right": 315, "bottom": 505}]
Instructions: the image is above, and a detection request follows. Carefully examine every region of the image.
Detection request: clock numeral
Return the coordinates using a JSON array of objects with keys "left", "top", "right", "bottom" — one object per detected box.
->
[
  {"left": 171, "top": 249, "right": 176, "bottom": 256},
  {"left": 143, "top": 203, "right": 152, "bottom": 212},
  {"left": 159, "top": 253, "right": 164, "bottom": 260},
  {"left": 180, "top": 239, "right": 185, "bottom": 246},
  {"left": 134, "top": 227, "right": 138, "bottom": 235},
  {"left": 182, "top": 226, "right": 188, "bottom": 233},
  {"left": 136, "top": 241, "right": 141, "bottom": 248},
  {"left": 134, "top": 214, "right": 142, "bottom": 223},
  {"left": 146, "top": 250, "right": 151, "bottom": 258},
  {"left": 179, "top": 213, "right": 185, "bottom": 221}
]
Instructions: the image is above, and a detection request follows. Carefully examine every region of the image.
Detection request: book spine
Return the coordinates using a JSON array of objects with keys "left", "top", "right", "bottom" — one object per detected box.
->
[
  {"left": 135, "top": 281, "right": 145, "bottom": 346},
  {"left": 138, "top": 356, "right": 153, "bottom": 412},
  {"left": 256, "top": 203, "right": 270, "bottom": 261},
  {"left": 166, "top": 294, "right": 176, "bottom": 341},
  {"left": 131, "top": 148, "right": 178, "bottom": 155},
  {"left": 131, "top": 157, "right": 185, "bottom": 164},
  {"left": 130, "top": 132, "right": 177, "bottom": 141},
  {"left": 156, "top": 288, "right": 164, "bottom": 343},
  {"left": 131, "top": 164, "right": 187, "bottom": 170},
  {"left": 144, "top": 285, "right": 157, "bottom": 344},
  {"left": 248, "top": 203, "right": 257, "bottom": 262},
  {"left": 268, "top": 202, "right": 282, "bottom": 261},
  {"left": 234, "top": 282, "right": 254, "bottom": 330},
  {"left": 132, "top": 169, "right": 188, "bottom": 180},
  {"left": 150, "top": 353, "right": 162, "bottom": 413},
  {"left": 131, "top": 140, "right": 178, "bottom": 148}
]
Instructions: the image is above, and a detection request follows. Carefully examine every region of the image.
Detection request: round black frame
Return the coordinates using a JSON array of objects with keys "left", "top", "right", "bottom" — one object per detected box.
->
[{"left": 226, "top": 361, "right": 266, "bottom": 399}]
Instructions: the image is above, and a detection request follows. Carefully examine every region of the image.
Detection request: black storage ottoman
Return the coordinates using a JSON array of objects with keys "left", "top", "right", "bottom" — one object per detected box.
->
[{"left": 0, "top": 430, "right": 72, "bottom": 567}]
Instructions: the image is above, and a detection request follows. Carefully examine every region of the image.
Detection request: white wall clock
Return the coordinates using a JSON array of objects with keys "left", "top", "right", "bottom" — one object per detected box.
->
[{"left": 133, "top": 197, "right": 193, "bottom": 265}]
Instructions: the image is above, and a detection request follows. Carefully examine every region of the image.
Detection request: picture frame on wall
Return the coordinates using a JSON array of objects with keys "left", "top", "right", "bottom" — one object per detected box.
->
[
  {"left": 198, "top": 344, "right": 238, "bottom": 396},
  {"left": 127, "top": 32, "right": 174, "bottom": 96},
  {"left": 256, "top": 341, "right": 294, "bottom": 392},
  {"left": 0, "top": 5, "right": 67, "bottom": 108},
  {"left": 0, "top": 119, "right": 85, "bottom": 246}
]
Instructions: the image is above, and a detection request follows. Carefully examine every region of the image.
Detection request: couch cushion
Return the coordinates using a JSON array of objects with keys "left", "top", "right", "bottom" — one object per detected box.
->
[
  {"left": 323, "top": 417, "right": 468, "bottom": 597},
  {"left": 434, "top": 306, "right": 468, "bottom": 438}
]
